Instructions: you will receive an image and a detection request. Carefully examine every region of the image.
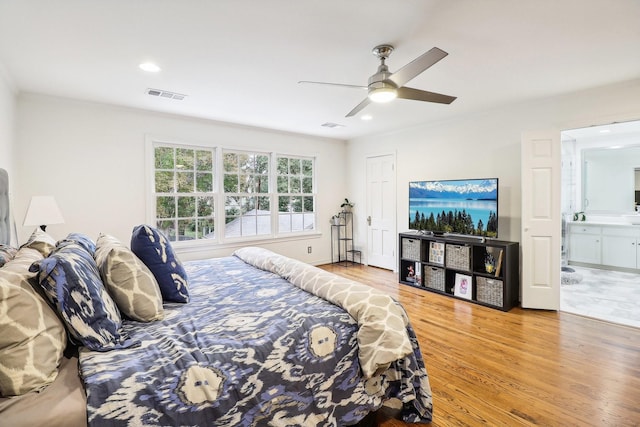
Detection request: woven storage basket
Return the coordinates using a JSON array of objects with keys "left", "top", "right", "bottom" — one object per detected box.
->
[
  {"left": 424, "top": 267, "right": 445, "bottom": 292},
  {"left": 401, "top": 238, "right": 421, "bottom": 261},
  {"left": 445, "top": 244, "right": 471, "bottom": 271},
  {"left": 476, "top": 277, "right": 503, "bottom": 307}
]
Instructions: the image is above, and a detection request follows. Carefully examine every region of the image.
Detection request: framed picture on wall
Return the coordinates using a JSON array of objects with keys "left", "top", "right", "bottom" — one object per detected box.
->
[{"left": 454, "top": 273, "right": 472, "bottom": 300}]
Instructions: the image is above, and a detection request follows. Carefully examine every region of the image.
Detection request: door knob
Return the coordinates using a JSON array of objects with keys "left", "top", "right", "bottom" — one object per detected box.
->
[{"left": 367, "top": 216, "right": 371, "bottom": 225}]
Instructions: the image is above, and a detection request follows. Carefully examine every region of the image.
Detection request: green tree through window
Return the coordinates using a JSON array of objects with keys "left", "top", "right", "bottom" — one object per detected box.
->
[
  {"left": 154, "top": 145, "right": 215, "bottom": 241},
  {"left": 153, "top": 142, "right": 316, "bottom": 243}
]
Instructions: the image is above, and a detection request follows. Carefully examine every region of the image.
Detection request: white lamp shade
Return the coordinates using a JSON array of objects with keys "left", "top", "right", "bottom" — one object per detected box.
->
[{"left": 23, "top": 196, "right": 65, "bottom": 227}]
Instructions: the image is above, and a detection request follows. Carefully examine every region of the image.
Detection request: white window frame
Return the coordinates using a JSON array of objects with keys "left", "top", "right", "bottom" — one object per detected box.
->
[
  {"left": 149, "top": 141, "right": 216, "bottom": 243},
  {"left": 145, "top": 137, "right": 318, "bottom": 249}
]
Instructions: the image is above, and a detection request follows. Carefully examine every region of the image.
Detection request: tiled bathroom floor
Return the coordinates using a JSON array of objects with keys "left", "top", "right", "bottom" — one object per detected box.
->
[{"left": 560, "top": 265, "right": 640, "bottom": 329}]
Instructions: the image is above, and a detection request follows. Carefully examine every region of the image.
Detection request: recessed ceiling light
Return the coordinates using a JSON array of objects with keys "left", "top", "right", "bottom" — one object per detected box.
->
[
  {"left": 599, "top": 129, "right": 611, "bottom": 133},
  {"left": 361, "top": 115, "right": 373, "bottom": 121},
  {"left": 139, "top": 62, "right": 161, "bottom": 73}
]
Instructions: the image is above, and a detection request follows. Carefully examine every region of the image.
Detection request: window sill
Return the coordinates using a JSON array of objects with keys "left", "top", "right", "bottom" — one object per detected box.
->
[{"left": 173, "top": 231, "right": 322, "bottom": 255}]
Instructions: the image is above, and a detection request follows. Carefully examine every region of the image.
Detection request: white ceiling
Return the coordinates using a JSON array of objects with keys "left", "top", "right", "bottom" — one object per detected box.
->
[{"left": 1, "top": 0, "right": 639, "bottom": 141}]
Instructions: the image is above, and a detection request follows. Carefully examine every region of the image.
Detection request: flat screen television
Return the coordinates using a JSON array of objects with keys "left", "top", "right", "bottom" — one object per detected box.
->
[{"left": 409, "top": 178, "right": 498, "bottom": 237}]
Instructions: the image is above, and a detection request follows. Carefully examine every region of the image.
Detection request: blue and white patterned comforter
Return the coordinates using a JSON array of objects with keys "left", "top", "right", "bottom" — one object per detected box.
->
[{"left": 79, "top": 254, "right": 433, "bottom": 426}]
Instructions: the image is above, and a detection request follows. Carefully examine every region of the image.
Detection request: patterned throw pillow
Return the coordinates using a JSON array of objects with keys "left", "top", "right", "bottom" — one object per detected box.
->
[
  {"left": 21, "top": 227, "right": 57, "bottom": 257},
  {"left": 30, "top": 242, "right": 138, "bottom": 351},
  {"left": 0, "top": 244, "right": 18, "bottom": 267},
  {"left": 130, "top": 225, "right": 189, "bottom": 303},
  {"left": 56, "top": 232, "right": 96, "bottom": 255},
  {"left": 0, "top": 247, "right": 67, "bottom": 396},
  {"left": 94, "top": 233, "right": 164, "bottom": 322}
]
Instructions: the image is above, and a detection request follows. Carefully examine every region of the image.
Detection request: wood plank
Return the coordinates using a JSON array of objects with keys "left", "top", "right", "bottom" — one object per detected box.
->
[{"left": 319, "top": 263, "right": 640, "bottom": 426}]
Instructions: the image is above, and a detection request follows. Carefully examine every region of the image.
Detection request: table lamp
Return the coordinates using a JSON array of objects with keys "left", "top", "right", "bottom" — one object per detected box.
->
[{"left": 23, "top": 196, "right": 65, "bottom": 232}]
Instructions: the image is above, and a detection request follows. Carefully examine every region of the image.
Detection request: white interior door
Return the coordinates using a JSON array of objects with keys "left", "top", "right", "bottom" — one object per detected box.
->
[
  {"left": 366, "top": 153, "right": 396, "bottom": 270},
  {"left": 521, "top": 130, "right": 561, "bottom": 309}
]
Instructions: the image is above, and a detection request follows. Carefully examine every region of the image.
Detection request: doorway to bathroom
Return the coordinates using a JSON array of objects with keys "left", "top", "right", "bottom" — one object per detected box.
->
[{"left": 560, "top": 120, "right": 640, "bottom": 328}]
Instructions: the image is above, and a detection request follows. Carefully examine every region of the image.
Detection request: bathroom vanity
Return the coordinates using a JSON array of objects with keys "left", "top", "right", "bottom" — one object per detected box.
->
[{"left": 568, "top": 220, "right": 640, "bottom": 270}]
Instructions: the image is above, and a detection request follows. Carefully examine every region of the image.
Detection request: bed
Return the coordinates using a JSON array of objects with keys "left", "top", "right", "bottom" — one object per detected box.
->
[{"left": 0, "top": 169, "right": 433, "bottom": 426}]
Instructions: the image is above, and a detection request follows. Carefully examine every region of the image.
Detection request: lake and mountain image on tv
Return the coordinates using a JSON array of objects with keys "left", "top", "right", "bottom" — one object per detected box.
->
[{"left": 409, "top": 178, "right": 498, "bottom": 237}]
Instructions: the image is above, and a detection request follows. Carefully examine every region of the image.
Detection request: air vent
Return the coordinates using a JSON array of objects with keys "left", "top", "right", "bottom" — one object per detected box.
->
[
  {"left": 321, "top": 122, "right": 345, "bottom": 128},
  {"left": 146, "top": 88, "right": 187, "bottom": 101}
]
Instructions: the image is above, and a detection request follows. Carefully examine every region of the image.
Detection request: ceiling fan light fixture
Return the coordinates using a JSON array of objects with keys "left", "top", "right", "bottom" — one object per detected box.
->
[{"left": 368, "top": 86, "right": 397, "bottom": 103}]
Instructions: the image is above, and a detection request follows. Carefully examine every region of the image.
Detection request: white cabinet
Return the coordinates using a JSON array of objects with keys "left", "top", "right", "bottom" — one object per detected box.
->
[
  {"left": 568, "top": 224, "right": 601, "bottom": 264},
  {"left": 601, "top": 226, "right": 640, "bottom": 269},
  {"left": 568, "top": 223, "right": 640, "bottom": 270}
]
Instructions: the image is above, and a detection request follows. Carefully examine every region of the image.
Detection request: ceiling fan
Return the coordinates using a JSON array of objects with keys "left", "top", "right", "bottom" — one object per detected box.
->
[{"left": 299, "top": 44, "right": 456, "bottom": 117}]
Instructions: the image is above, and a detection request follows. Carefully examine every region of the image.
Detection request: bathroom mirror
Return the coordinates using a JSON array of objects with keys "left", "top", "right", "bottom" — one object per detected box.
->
[{"left": 582, "top": 146, "right": 640, "bottom": 213}]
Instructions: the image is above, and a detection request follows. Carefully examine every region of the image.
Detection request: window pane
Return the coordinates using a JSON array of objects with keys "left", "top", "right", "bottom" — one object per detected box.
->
[
  {"left": 225, "top": 196, "right": 241, "bottom": 217},
  {"left": 277, "top": 157, "right": 288, "bottom": 175},
  {"left": 241, "top": 196, "right": 255, "bottom": 215},
  {"left": 224, "top": 152, "right": 238, "bottom": 172},
  {"left": 291, "top": 196, "right": 302, "bottom": 213},
  {"left": 176, "top": 172, "right": 194, "bottom": 192},
  {"left": 157, "top": 220, "right": 176, "bottom": 241},
  {"left": 256, "top": 215, "right": 270, "bottom": 235},
  {"left": 302, "top": 177, "right": 313, "bottom": 193},
  {"left": 242, "top": 216, "right": 258, "bottom": 236},
  {"left": 257, "top": 175, "right": 268, "bottom": 193},
  {"left": 154, "top": 143, "right": 216, "bottom": 243},
  {"left": 257, "top": 196, "right": 270, "bottom": 212},
  {"left": 277, "top": 176, "right": 288, "bottom": 193},
  {"left": 225, "top": 218, "right": 240, "bottom": 238},
  {"left": 224, "top": 174, "right": 238, "bottom": 192},
  {"left": 196, "top": 150, "right": 212, "bottom": 171},
  {"left": 279, "top": 213, "right": 291, "bottom": 232},
  {"left": 303, "top": 196, "right": 314, "bottom": 212},
  {"left": 177, "top": 196, "right": 196, "bottom": 217},
  {"left": 290, "top": 177, "right": 301, "bottom": 193},
  {"left": 291, "top": 213, "right": 304, "bottom": 232},
  {"left": 278, "top": 196, "right": 289, "bottom": 212},
  {"left": 178, "top": 219, "right": 195, "bottom": 241},
  {"left": 239, "top": 174, "right": 252, "bottom": 193},
  {"left": 289, "top": 158, "right": 301, "bottom": 175},
  {"left": 304, "top": 213, "right": 315, "bottom": 230},
  {"left": 256, "top": 155, "right": 269, "bottom": 174},
  {"left": 197, "top": 196, "right": 214, "bottom": 217},
  {"left": 156, "top": 196, "right": 175, "bottom": 218},
  {"left": 238, "top": 153, "right": 251, "bottom": 172},
  {"left": 155, "top": 171, "right": 174, "bottom": 193},
  {"left": 176, "top": 148, "right": 194, "bottom": 170},
  {"left": 197, "top": 218, "right": 215, "bottom": 239},
  {"left": 155, "top": 147, "right": 174, "bottom": 169},
  {"left": 196, "top": 172, "right": 212, "bottom": 192},
  {"left": 302, "top": 159, "right": 312, "bottom": 176}
]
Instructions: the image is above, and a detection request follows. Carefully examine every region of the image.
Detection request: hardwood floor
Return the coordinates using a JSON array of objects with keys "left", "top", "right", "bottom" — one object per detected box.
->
[{"left": 318, "top": 263, "right": 640, "bottom": 427}]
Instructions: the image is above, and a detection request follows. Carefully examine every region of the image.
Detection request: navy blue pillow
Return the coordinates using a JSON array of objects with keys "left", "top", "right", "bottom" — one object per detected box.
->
[{"left": 130, "top": 225, "right": 189, "bottom": 303}]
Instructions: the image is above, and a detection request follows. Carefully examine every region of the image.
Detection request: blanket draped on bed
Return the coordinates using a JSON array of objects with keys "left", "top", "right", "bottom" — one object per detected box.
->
[
  {"left": 233, "top": 247, "right": 413, "bottom": 379},
  {"left": 79, "top": 250, "right": 433, "bottom": 426}
]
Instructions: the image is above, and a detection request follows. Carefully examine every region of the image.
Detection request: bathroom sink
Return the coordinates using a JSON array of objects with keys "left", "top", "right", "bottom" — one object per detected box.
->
[{"left": 623, "top": 214, "right": 640, "bottom": 224}]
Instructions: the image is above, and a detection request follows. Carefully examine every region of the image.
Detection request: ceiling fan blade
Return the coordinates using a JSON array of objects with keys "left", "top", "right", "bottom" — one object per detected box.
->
[
  {"left": 298, "top": 80, "right": 367, "bottom": 90},
  {"left": 388, "top": 47, "right": 448, "bottom": 88},
  {"left": 397, "top": 87, "right": 456, "bottom": 104},
  {"left": 346, "top": 98, "right": 371, "bottom": 117}
]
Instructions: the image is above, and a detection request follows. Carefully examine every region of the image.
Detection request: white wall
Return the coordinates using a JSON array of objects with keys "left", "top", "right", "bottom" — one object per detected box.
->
[
  {"left": 0, "top": 65, "right": 15, "bottom": 177},
  {"left": 346, "top": 79, "right": 640, "bottom": 262},
  {"left": 15, "top": 94, "right": 346, "bottom": 263}
]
